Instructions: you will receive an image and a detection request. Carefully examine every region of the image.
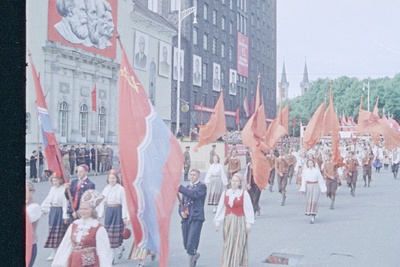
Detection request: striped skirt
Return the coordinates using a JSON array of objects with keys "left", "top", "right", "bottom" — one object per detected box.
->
[
  {"left": 104, "top": 206, "right": 124, "bottom": 248},
  {"left": 44, "top": 207, "right": 67, "bottom": 248},
  {"left": 305, "top": 183, "right": 321, "bottom": 216},
  {"left": 207, "top": 175, "right": 225, "bottom": 205},
  {"left": 221, "top": 213, "right": 248, "bottom": 267}
]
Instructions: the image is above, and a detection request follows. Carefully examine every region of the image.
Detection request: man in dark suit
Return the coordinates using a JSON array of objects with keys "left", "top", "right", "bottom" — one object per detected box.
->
[
  {"left": 69, "top": 145, "right": 76, "bottom": 175},
  {"left": 90, "top": 144, "right": 97, "bottom": 173},
  {"left": 85, "top": 143, "right": 91, "bottom": 172},
  {"left": 64, "top": 164, "right": 95, "bottom": 222},
  {"left": 178, "top": 168, "right": 207, "bottom": 267}
]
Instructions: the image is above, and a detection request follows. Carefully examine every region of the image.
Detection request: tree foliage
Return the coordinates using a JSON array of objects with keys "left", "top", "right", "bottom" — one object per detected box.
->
[{"left": 286, "top": 74, "right": 400, "bottom": 136}]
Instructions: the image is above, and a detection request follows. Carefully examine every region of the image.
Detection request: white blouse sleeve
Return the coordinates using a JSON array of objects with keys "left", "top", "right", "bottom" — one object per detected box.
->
[
  {"left": 204, "top": 165, "right": 213, "bottom": 184},
  {"left": 40, "top": 188, "right": 53, "bottom": 214},
  {"left": 299, "top": 169, "right": 308, "bottom": 192},
  {"left": 219, "top": 164, "right": 228, "bottom": 186},
  {"left": 213, "top": 191, "right": 226, "bottom": 226},
  {"left": 61, "top": 190, "right": 69, "bottom": 220},
  {"left": 27, "top": 203, "right": 41, "bottom": 223},
  {"left": 317, "top": 169, "right": 327, "bottom": 193},
  {"left": 120, "top": 187, "right": 129, "bottom": 220},
  {"left": 243, "top": 191, "right": 255, "bottom": 226},
  {"left": 51, "top": 224, "right": 73, "bottom": 267},
  {"left": 96, "top": 226, "right": 113, "bottom": 267}
]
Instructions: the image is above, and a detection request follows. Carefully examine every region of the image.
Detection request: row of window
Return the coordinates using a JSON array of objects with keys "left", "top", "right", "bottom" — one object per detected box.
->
[{"left": 27, "top": 102, "right": 107, "bottom": 141}]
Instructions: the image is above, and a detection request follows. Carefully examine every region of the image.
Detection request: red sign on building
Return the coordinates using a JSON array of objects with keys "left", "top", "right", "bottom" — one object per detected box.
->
[
  {"left": 47, "top": 0, "right": 118, "bottom": 59},
  {"left": 237, "top": 32, "right": 249, "bottom": 77}
]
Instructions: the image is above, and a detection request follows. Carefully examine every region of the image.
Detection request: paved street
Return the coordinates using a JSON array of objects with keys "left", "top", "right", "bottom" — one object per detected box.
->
[{"left": 30, "top": 168, "right": 400, "bottom": 266}]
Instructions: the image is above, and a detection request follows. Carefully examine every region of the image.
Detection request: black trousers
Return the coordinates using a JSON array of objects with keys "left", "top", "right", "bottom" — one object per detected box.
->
[
  {"left": 181, "top": 219, "right": 203, "bottom": 255},
  {"left": 248, "top": 185, "right": 261, "bottom": 212}
]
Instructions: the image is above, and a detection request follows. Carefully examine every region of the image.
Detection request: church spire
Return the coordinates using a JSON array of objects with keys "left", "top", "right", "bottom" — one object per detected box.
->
[
  {"left": 303, "top": 61, "right": 309, "bottom": 83},
  {"left": 281, "top": 61, "right": 287, "bottom": 83}
]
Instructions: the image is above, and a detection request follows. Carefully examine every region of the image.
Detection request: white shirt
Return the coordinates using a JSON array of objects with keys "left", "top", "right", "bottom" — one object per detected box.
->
[
  {"left": 41, "top": 186, "right": 68, "bottom": 219},
  {"left": 52, "top": 218, "right": 113, "bottom": 267},
  {"left": 299, "top": 167, "right": 327, "bottom": 193},
  {"left": 98, "top": 183, "right": 129, "bottom": 220},
  {"left": 204, "top": 163, "right": 228, "bottom": 186}
]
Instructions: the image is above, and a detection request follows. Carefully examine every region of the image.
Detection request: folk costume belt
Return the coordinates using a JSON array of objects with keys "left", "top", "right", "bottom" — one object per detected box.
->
[{"left": 307, "top": 181, "right": 318, "bottom": 184}]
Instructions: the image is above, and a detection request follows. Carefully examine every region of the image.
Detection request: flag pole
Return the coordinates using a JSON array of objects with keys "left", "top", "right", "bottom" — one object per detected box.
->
[{"left": 37, "top": 118, "right": 40, "bottom": 182}]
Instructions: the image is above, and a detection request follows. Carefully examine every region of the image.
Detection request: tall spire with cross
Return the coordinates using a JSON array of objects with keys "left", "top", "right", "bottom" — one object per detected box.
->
[
  {"left": 300, "top": 60, "right": 310, "bottom": 95},
  {"left": 279, "top": 61, "right": 289, "bottom": 102}
]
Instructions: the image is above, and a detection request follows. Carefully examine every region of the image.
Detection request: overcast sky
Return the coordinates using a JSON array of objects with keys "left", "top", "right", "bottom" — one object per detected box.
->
[{"left": 276, "top": 0, "right": 400, "bottom": 98}]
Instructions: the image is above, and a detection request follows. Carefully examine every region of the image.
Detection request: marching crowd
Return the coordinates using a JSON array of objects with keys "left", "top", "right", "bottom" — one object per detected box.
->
[{"left": 26, "top": 138, "right": 400, "bottom": 267}]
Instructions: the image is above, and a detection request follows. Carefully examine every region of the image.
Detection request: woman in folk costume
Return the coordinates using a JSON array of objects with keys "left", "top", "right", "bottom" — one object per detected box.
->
[
  {"left": 299, "top": 159, "right": 327, "bottom": 224},
  {"left": 26, "top": 180, "right": 41, "bottom": 267},
  {"left": 205, "top": 154, "right": 228, "bottom": 213},
  {"left": 214, "top": 173, "right": 255, "bottom": 267},
  {"left": 41, "top": 172, "right": 69, "bottom": 261},
  {"left": 52, "top": 190, "right": 113, "bottom": 267},
  {"left": 97, "top": 169, "right": 130, "bottom": 261}
]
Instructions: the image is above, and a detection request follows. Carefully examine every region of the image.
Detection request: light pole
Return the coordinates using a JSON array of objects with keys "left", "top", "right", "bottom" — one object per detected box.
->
[
  {"left": 176, "top": 0, "right": 197, "bottom": 135},
  {"left": 362, "top": 80, "right": 370, "bottom": 111}
]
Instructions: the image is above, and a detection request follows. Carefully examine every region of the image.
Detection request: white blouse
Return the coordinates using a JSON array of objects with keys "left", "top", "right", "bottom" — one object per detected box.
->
[
  {"left": 214, "top": 189, "right": 255, "bottom": 228},
  {"left": 299, "top": 167, "right": 327, "bottom": 193},
  {"left": 98, "top": 183, "right": 129, "bottom": 220},
  {"left": 51, "top": 218, "right": 113, "bottom": 267},
  {"left": 204, "top": 163, "right": 228, "bottom": 186},
  {"left": 41, "top": 186, "right": 68, "bottom": 219}
]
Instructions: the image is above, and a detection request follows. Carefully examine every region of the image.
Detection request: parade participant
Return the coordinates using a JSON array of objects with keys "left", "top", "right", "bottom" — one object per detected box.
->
[
  {"left": 183, "top": 146, "right": 191, "bottom": 181},
  {"left": 69, "top": 145, "right": 76, "bottom": 175},
  {"left": 178, "top": 168, "right": 207, "bottom": 267},
  {"left": 91, "top": 144, "right": 97, "bottom": 173},
  {"left": 130, "top": 247, "right": 156, "bottom": 267},
  {"left": 322, "top": 153, "right": 340, "bottom": 209},
  {"left": 106, "top": 145, "right": 113, "bottom": 171},
  {"left": 30, "top": 150, "right": 38, "bottom": 182},
  {"left": 98, "top": 169, "right": 129, "bottom": 261},
  {"left": 299, "top": 159, "right": 327, "bottom": 224},
  {"left": 204, "top": 154, "right": 228, "bottom": 213},
  {"left": 209, "top": 144, "right": 217, "bottom": 164},
  {"left": 26, "top": 180, "right": 41, "bottom": 267},
  {"left": 286, "top": 148, "right": 297, "bottom": 184},
  {"left": 267, "top": 149, "right": 276, "bottom": 192},
  {"left": 41, "top": 173, "right": 69, "bottom": 261},
  {"left": 345, "top": 151, "right": 359, "bottom": 197},
  {"left": 52, "top": 190, "right": 113, "bottom": 267},
  {"left": 100, "top": 144, "right": 108, "bottom": 173},
  {"left": 296, "top": 150, "right": 307, "bottom": 185},
  {"left": 275, "top": 149, "right": 289, "bottom": 206},
  {"left": 38, "top": 146, "right": 45, "bottom": 181},
  {"left": 362, "top": 149, "right": 374, "bottom": 187},
  {"left": 85, "top": 144, "right": 91, "bottom": 172},
  {"left": 62, "top": 149, "right": 71, "bottom": 176},
  {"left": 224, "top": 148, "right": 241, "bottom": 182},
  {"left": 383, "top": 149, "right": 390, "bottom": 170},
  {"left": 214, "top": 173, "right": 254, "bottom": 267},
  {"left": 246, "top": 160, "right": 262, "bottom": 216},
  {"left": 391, "top": 147, "right": 400, "bottom": 179},
  {"left": 64, "top": 164, "right": 95, "bottom": 222}
]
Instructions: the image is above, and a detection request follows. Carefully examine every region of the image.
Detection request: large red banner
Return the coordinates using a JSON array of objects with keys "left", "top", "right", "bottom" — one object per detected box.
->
[
  {"left": 237, "top": 32, "right": 249, "bottom": 77},
  {"left": 47, "top": 0, "right": 118, "bottom": 59}
]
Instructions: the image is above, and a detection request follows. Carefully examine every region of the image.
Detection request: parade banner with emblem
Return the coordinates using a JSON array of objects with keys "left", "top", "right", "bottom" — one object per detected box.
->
[{"left": 117, "top": 41, "right": 182, "bottom": 267}]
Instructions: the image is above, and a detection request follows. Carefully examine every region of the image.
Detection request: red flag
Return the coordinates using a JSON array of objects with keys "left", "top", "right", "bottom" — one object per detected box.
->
[
  {"left": 117, "top": 41, "right": 183, "bottom": 267},
  {"left": 243, "top": 96, "right": 250, "bottom": 117},
  {"left": 322, "top": 85, "right": 342, "bottom": 165},
  {"left": 357, "top": 98, "right": 400, "bottom": 150},
  {"left": 91, "top": 83, "right": 97, "bottom": 112},
  {"left": 281, "top": 104, "right": 289, "bottom": 135},
  {"left": 29, "top": 54, "right": 68, "bottom": 181},
  {"left": 235, "top": 108, "right": 240, "bottom": 126},
  {"left": 26, "top": 215, "right": 32, "bottom": 267},
  {"left": 303, "top": 101, "right": 326, "bottom": 150},
  {"left": 242, "top": 76, "right": 262, "bottom": 149},
  {"left": 194, "top": 92, "right": 227, "bottom": 151}
]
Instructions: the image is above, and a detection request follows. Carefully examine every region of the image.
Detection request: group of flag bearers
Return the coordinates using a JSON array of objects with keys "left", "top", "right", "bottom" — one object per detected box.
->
[{"left": 27, "top": 31, "right": 400, "bottom": 267}]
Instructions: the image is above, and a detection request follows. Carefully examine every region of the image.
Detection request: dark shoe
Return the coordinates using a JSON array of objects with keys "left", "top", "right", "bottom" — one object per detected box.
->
[
  {"left": 193, "top": 253, "right": 200, "bottom": 267},
  {"left": 269, "top": 186, "right": 273, "bottom": 192},
  {"left": 151, "top": 253, "right": 156, "bottom": 261}
]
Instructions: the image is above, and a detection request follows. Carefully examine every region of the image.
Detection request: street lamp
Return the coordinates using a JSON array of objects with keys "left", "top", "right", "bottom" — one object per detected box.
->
[
  {"left": 362, "top": 80, "right": 370, "bottom": 111},
  {"left": 176, "top": 0, "right": 197, "bottom": 135}
]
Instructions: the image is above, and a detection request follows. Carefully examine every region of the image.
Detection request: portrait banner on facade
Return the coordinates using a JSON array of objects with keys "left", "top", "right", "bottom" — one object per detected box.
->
[{"left": 47, "top": 0, "right": 118, "bottom": 59}]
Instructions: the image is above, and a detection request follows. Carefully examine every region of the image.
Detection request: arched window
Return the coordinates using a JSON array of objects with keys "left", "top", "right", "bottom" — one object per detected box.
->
[
  {"left": 26, "top": 112, "right": 31, "bottom": 132},
  {"left": 59, "top": 102, "right": 68, "bottom": 139},
  {"left": 80, "top": 104, "right": 88, "bottom": 139},
  {"left": 98, "top": 106, "right": 106, "bottom": 138}
]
